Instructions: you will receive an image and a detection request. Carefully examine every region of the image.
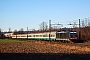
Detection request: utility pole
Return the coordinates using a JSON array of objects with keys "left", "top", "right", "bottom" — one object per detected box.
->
[
  {"left": 79, "top": 19, "right": 80, "bottom": 40},
  {"left": 49, "top": 20, "right": 51, "bottom": 40},
  {"left": 27, "top": 27, "right": 28, "bottom": 40}
]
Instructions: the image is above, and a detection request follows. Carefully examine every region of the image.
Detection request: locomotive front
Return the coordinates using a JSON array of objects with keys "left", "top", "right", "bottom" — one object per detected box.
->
[{"left": 69, "top": 32, "right": 78, "bottom": 41}]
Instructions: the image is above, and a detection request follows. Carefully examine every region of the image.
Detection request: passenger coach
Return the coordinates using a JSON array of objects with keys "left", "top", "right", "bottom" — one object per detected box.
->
[{"left": 11, "top": 31, "right": 78, "bottom": 42}]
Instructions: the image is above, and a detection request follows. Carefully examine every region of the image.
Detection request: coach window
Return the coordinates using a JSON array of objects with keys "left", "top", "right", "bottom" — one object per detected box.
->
[
  {"left": 21, "top": 36, "right": 26, "bottom": 37},
  {"left": 40, "top": 35, "right": 42, "bottom": 37},
  {"left": 28, "top": 35, "right": 32, "bottom": 37},
  {"left": 12, "top": 36, "right": 15, "bottom": 37},
  {"left": 36, "top": 35, "right": 39, "bottom": 37},
  {"left": 17, "top": 36, "right": 20, "bottom": 37},
  {"left": 51, "top": 35, "right": 54, "bottom": 37},
  {"left": 43, "top": 35, "right": 47, "bottom": 37},
  {"left": 33, "top": 35, "right": 35, "bottom": 37}
]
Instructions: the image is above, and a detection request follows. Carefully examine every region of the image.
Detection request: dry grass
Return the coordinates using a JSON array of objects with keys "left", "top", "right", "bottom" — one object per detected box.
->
[{"left": 0, "top": 40, "right": 90, "bottom": 54}]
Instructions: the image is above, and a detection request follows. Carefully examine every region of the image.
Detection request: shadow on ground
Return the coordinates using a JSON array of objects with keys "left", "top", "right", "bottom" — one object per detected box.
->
[
  {"left": 0, "top": 53, "right": 90, "bottom": 60},
  {"left": 74, "top": 39, "right": 87, "bottom": 43}
]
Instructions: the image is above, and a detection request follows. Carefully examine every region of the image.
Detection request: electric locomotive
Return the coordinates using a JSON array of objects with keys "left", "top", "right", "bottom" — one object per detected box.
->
[{"left": 56, "top": 31, "right": 78, "bottom": 42}]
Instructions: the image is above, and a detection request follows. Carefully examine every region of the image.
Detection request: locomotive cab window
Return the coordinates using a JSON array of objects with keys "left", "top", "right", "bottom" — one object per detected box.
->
[{"left": 69, "top": 33, "right": 77, "bottom": 38}]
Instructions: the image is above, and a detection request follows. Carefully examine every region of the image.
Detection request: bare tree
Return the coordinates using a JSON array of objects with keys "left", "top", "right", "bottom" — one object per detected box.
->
[
  {"left": 13, "top": 29, "right": 18, "bottom": 35},
  {"left": 19, "top": 28, "right": 24, "bottom": 34},
  {"left": 8, "top": 28, "right": 11, "bottom": 32},
  {"left": 88, "top": 20, "right": 90, "bottom": 27},
  {"left": 81, "top": 20, "right": 85, "bottom": 27},
  {"left": 39, "top": 22, "right": 48, "bottom": 30},
  {"left": 85, "top": 18, "right": 88, "bottom": 27},
  {"left": 32, "top": 28, "right": 36, "bottom": 31},
  {"left": 20, "top": 28, "right": 23, "bottom": 31},
  {"left": 13, "top": 29, "right": 18, "bottom": 39},
  {"left": 73, "top": 21, "right": 77, "bottom": 28}
]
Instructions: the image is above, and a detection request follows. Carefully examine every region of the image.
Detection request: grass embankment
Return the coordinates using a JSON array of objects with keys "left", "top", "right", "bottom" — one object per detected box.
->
[{"left": 0, "top": 39, "right": 23, "bottom": 42}]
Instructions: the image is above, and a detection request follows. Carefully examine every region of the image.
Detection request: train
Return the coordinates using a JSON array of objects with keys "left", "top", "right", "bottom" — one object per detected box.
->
[{"left": 11, "top": 31, "right": 78, "bottom": 42}]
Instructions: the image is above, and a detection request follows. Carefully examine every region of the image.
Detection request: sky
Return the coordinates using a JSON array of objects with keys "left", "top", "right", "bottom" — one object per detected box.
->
[{"left": 0, "top": 0, "right": 90, "bottom": 31}]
